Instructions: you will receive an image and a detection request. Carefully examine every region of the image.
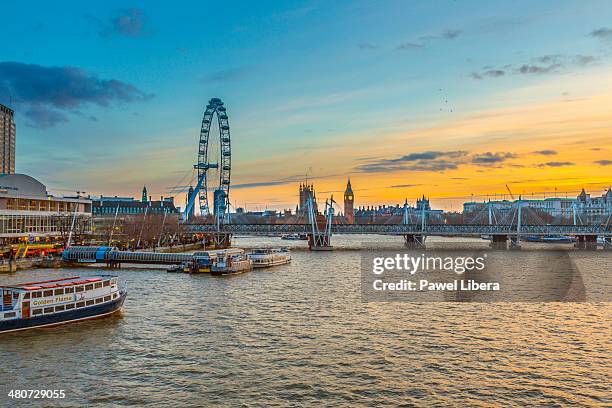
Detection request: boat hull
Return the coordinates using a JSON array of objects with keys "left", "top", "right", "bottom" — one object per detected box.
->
[
  {"left": 0, "top": 291, "right": 127, "bottom": 334},
  {"left": 252, "top": 258, "right": 291, "bottom": 268}
]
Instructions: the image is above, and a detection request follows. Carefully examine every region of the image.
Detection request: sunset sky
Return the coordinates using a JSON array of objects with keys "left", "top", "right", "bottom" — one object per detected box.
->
[{"left": 1, "top": 0, "right": 611, "bottom": 212}]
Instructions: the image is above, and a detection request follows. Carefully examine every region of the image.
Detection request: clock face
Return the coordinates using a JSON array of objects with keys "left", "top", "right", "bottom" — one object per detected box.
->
[{"left": 347, "top": 194, "right": 353, "bottom": 200}]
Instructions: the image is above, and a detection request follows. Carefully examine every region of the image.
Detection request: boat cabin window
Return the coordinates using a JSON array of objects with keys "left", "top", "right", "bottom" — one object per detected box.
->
[
  {"left": 104, "top": 296, "right": 111, "bottom": 302},
  {"left": 55, "top": 305, "right": 65, "bottom": 312},
  {"left": 65, "top": 304, "right": 75, "bottom": 310},
  {"left": 43, "top": 307, "right": 54, "bottom": 314},
  {"left": 54, "top": 289, "right": 64, "bottom": 296},
  {"left": 95, "top": 298, "right": 102, "bottom": 304},
  {"left": 13, "top": 292, "right": 19, "bottom": 299},
  {"left": 32, "top": 292, "right": 41, "bottom": 298},
  {"left": 43, "top": 290, "right": 53, "bottom": 297},
  {"left": 103, "top": 281, "right": 110, "bottom": 287},
  {"left": 94, "top": 282, "right": 102, "bottom": 289},
  {"left": 65, "top": 287, "right": 74, "bottom": 294},
  {"left": 85, "top": 284, "right": 93, "bottom": 291},
  {"left": 76, "top": 301, "right": 85, "bottom": 308},
  {"left": 75, "top": 286, "right": 84, "bottom": 293},
  {"left": 86, "top": 300, "right": 94, "bottom": 306},
  {"left": 4, "top": 312, "right": 16, "bottom": 318},
  {"left": 24, "top": 293, "right": 30, "bottom": 300},
  {"left": 32, "top": 309, "right": 42, "bottom": 316}
]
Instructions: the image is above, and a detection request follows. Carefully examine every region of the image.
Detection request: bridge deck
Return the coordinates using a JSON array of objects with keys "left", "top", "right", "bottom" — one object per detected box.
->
[{"left": 187, "top": 223, "right": 611, "bottom": 236}]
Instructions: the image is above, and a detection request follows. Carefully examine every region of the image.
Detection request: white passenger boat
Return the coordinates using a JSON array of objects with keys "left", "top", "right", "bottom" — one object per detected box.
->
[
  {"left": 1, "top": 275, "right": 126, "bottom": 334},
  {"left": 210, "top": 249, "right": 253, "bottom": 276},
  {"left": 247, "top": 248, "right": 291, "bottom": 268}
]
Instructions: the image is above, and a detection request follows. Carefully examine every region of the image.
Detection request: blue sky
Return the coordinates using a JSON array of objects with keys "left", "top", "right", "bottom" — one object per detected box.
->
[{"left": 1, "top": 1, "right": 611, "bottom": 210}]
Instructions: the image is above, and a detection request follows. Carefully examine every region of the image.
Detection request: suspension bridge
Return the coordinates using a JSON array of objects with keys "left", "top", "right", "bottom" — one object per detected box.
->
[{"left": 174, "top": 97, "right": 612, "bottom": 251}]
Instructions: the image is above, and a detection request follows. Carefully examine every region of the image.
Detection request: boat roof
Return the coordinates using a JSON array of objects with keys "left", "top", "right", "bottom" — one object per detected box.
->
[
  {"left": 193, "top": 248, "right": 244, "bottom": 256},
  {"left": 0, "top": 275, "right": 115, "bottom": 291}
]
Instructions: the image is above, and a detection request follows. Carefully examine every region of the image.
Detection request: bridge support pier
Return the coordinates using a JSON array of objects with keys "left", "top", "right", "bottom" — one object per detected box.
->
[
  {"left": 576, "top": 235, "right": 597, "bottom": 250},
  {"left": 308, "top": 234, "right": 333, "bottom": 251},
  {"left": 211, "top": 233, "right": 232, "bottom": 249},
  {"left": 509, "top": 236, "right": 521, "bottom": 250},
  {"left": 403, "top": 234, "right": 425, "bottom": 249},
  {"left": 490, "top": 235, "right": 508, "bottom": 250},
  {"left": 603, "top": 236, "right": 612, "bottom": 249}
]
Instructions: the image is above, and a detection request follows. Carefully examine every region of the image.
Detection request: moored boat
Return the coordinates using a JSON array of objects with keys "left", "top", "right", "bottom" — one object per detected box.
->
[
  {"left": 523, "top": 235, "right": 575, "bottom": 243},
  {"left": 247, "top": 248, "right": 291, "bottom": 268},
  {"left": 281, "top": 233, "right": 308, "bottom": 241},
  {"left": 1, "top": 275, "right": 126, "bottom": 334},
  {"left": 210, "top": 249, "right": 252, "bottom": 276}
]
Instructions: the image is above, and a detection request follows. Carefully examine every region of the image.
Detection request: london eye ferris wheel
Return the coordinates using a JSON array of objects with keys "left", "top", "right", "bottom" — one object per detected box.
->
[{"left": 184, "top": 97, "right": 231, "bottom": 224}]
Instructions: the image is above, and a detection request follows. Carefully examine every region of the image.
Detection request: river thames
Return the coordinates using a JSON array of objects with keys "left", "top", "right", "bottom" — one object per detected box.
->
[{"left": 1, "top": 236, "right": 610, "bottom": 407}]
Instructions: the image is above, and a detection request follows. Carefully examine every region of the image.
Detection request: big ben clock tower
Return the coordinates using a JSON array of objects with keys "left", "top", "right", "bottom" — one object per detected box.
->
[{"left": 344, "top": 177, "right": 354, "bottom": 224}]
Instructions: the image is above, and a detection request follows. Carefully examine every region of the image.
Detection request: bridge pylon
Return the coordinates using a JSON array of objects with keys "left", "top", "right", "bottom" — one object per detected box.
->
[
  {"left": 403, "top": 234, "right": 425, "bottom": 249},
  {"left": 306, "top": 196, "right": 333, "bottom": 251},
  {"left": 209, "top": 232, "right": 232, "bottom": 249}
]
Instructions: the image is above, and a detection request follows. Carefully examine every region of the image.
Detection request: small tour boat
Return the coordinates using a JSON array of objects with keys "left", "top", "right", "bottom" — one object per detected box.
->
[
  {"left": 247, "top": 248, "right": 291, "bottom": 268},
  {"left": 167, "top": 262, "right": 190, "bottom": 273},
  {"left": 1, "top": 275, "right": 126, "bottom": 334},
  {"left": 210, "top": 249, "right": 253, "bottom": 276},
  {"left": 281, "top": 233, "right": 308, "bottom": 241},
  {"left": 189, "top": 250, "right": 226, "bottom": 274}
]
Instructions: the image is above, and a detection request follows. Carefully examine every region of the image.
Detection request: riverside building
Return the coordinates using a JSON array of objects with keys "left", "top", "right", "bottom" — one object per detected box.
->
[{"left": 0, "top": 173, "right": 92, "bottom": 245}]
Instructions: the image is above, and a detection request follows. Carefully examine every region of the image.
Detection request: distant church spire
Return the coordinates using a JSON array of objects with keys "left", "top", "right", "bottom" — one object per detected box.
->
[{"left": 142, "top": 186, "right": 148, "bottom": 202}]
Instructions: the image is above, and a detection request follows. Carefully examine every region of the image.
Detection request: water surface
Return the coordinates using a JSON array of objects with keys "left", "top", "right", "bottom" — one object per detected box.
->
[{"left": 0, "top": 236, "right": 610, "bottom": 406}]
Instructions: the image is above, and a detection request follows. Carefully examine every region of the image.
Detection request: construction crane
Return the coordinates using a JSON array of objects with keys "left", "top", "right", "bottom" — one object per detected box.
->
[{"left": 505, "top": 184, "right": 515, "bottom": 200}]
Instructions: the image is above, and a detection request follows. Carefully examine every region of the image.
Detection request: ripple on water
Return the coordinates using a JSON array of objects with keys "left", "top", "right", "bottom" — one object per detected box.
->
[{"left": 0, "top": 236, "right": 610, "bottom": 406}]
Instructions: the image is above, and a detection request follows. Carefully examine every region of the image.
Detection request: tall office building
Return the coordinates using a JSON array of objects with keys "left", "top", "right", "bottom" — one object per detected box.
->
[{"left": 0, "top": 103, "right": 16, "bottom": 174}]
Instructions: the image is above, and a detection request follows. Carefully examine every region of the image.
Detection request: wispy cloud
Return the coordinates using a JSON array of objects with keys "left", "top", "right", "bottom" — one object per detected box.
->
[
  {"left": 537, "top": 161, "right": 574, "bottom": 167},
  {"left": 356, "top": 151, "right": 468, "bottom": 173},
  {"left": 471, "top": 54, "right": 597, "bottom": 80},
  {"left": 594, "top": 160, "right": 612, "bottom": 166},
  {"left": 24, "top": 106, "right": 68, "bottom": 129},
  {"left": 532, "top": 149, "right": 558, "bottom": 155},
  {"left": 397, "top": 42, "right": 423, "bottom": 50},
  {"left": 397, "top": 29, "right": 462, "bottom": 50},
  {"left": 86, "top": 8, "right": 150, "bottom": 38},
  {"left": 471, "top": 152, "right": 515, "bottom": 166},
  {"left": 388, "top": 184, "right": 424, "bottom": 189},
  {"left": 589, "top": 27, "right": 612, "bottom": 41},
  {"left": 0, "top": 61, "right": 153, "bottom": 128}
]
